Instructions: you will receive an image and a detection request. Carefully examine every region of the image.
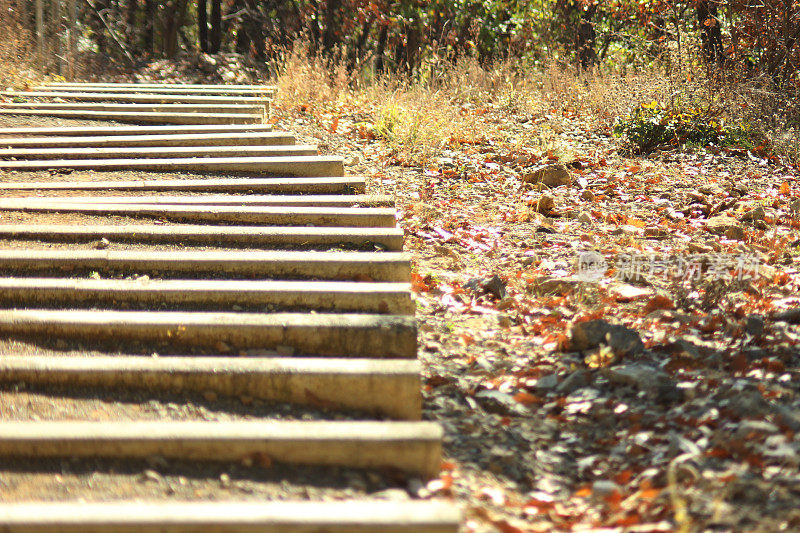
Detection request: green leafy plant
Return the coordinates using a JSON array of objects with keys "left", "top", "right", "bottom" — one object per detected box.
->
[{"left": 613, "top": 101, "right": 758, "bottom": 153}]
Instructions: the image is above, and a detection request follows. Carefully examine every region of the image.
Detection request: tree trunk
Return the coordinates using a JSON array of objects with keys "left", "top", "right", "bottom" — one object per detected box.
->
[
  {"left": 51, "top": 0, "right": 62, "bottom": 73},
  {"left": 126, "top": 0, "right": 137, "bottom": 49},
  {"left": 35, "top": 0, "right": 44, "bottom": 66},
  {"left": 243, "top": 0, "right": 266, "bottom": 60},
  {"left": 322, "top": 0, "right": 340, "bottom": 57},
  {"left": 67, "top": 0, "right": 76, "bottom": 79},
  {"left": 209, "top": 0, "right": 222, "bottom": 53},
  {"left": 697, "top": 0, "right": 723, "bottom": 65},
  {"left": 143, "top": 0, "right": 155, "bottom": 54},
  {"left": 348, "top": 15, "right": 374, "bottom": 70},
  {"left": 163, "top": 0, "right": 189, "bottom": 57},
  {"left": 375, "top": 22, "right": 389, "bottom": 74},
  {"left": 198, "top": 0, "right": 208, "bottom": 52},
  {"left": 576, "top": 4, "right": 598, "bottom": 70}
]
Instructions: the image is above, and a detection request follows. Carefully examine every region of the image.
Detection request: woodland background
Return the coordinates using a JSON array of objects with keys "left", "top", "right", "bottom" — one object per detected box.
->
[
  {"left": 2, "top": 2, "right": 800, "bottom": 531},
  {"left": 1, "top": 0, "right": 798, "bottom": 87}
]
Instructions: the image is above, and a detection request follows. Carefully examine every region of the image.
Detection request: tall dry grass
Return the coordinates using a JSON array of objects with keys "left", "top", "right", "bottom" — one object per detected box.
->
[
  {"left": 0, "top": 0, "right": 40, "bottom": 88},
  {"left": 274, "top": 41, "right": 800, "bottom": 163}
]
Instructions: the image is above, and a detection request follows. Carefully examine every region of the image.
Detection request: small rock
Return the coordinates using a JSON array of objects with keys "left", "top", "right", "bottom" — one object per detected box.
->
[
  {"left": 687, "top": 241, "right": 713, "bottom": 254},
  {"left": 789, "top": 199, "right": 800, "bottom": 213},
  {"left": 736, "top": 420, "right": 779, "bottom": 437},
  {"left": 705, "top": 215, "right": 745, "bottom": 240},
  {"left": 219, "top": 473, "right": 231, "bottom": 487},
  {"left": 496, "top": 297, "right": 514, "bottom": 311},
  {"left": 603, "top": 363, "right": 668, "bottom": 390},
  {"left": 745, "top": 314, "right": 765, "bottom": 337},
  {"left": 609, "top": 283, "right": 652, "bottom": 302},
  {"left": 275, "top": 344, "right": 295, "bottom": 356},
  {"left": 774, "top": 308, "right": 800, "bottom": 324},
  {"left": 667, "top": 339, "right": 702, "bottom": 359},
  {"left": 214, "top": 341, "right": 231, "bottom": 353},
  {"left": 557, "top": 369, "right": 591, "bottom": 393},
  {"left": 726, "top": 389, "right": 769, "bottom": 416},
  {"left": 577, "top": 212, "right": 592, "bottom": 225},
  {"left": 529, "top": 193, "right": 556, "bottom": 214},
  {"left": 198, "top": 53, "right": 218, "bottom": 72},
  {"left": 522, "top": 164, "right": 572, "bottom": 187},
  {"left": 644, "top": 227, "right": 668, "bottom": 239},
  {"left": 141, "top": 469, "right": 162, "bottom": 483},
  {"left": 344, "top": 155, "right": 361, "bottom": 166},
  {"left": 568, "top": 319, "right": 644, "bottom": 356},
  {"left": 534, "top": 373, "right": 559, "bottom": 392},
  {"left": 489, "top": 445, "right": 515, "bottom": 464},
  {"left": 533, "top": 276, "right": 581, "bottom": 295},
  {"left": 740, "top": 206, "right": 766, "bottom": 222},
  {"left": 592, "top": 480, "right": 621, "bottom": 498},
  {"left": 202, "top": 390, "right": 218, "bottom": 403},
  {"left": 407, "top": 478, "right": 425, "bottom": 497},
  {"left": 580, "top": 189, "right": 595, "bottom": 201},
  {"left": 463, "top": 275, "right": 507, "bottom": 300},
  {"left": 372, "top": 488, "right": 411, "bottom": 501},
  {"left": 94, "top": 238, "right": 110, "bottom": 250},
  {"left": 475, "top": 389, "right": 529, "bottom": 416}
]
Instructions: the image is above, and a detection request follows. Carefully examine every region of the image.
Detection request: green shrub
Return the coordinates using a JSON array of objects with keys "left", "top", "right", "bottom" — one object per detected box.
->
[{"left": 613, "top": 101, "right": 758, "bottom": 153}]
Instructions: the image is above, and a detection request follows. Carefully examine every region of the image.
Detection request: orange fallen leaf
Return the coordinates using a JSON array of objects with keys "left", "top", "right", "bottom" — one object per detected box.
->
[
  {"left": 643, "top": 295, "right": 675, "bottom": 314},
  {"left": 574, "top": 486, "right": 592, "bottom": 498},
  {"left": 440, "top": 461, "right": 456, "bottom": 471},
  {"left": 640, "top": 487, "right": 661, "bottom": 499},
  {"left": 426, "top": 473, "right": 453, "bottom": 493},
  {"left": 614, "top": 469, "right": 633, "bottom": 485},
  {"left": 513, "top": 391, "right": 542, "bottom": 405}
]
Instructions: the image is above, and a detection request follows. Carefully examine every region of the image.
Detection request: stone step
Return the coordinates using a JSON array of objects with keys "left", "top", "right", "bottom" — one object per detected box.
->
[
  {"left": 5, "top": 194, "right": 392, "bottom": 207},
  {"left": 0, "top": 177, "right": 364, "bottom": 194},
  {"left": 0, "top": 310, "right": 416, "bottom": 358},
  {"left": 0, "top": 131, "right": 294, "bottom": 148},
  {"left": 43, "top": 82, "right": 277, "bottom": 90},
  {"left": 0, "top": 501, "right": 460, "bottom": 533},
  {"left": 0, "top": 156, "right": 344, "bottom": 177},
  {"left": 0, "top": 103, "right": 266, "bottom": 115},
  {"left": 0, "top": 124, "right": 275, "bottom": 137},
  {"left": 0, "top": 144, "right": 317, "bottom": 160},
  {"left": 0, "top": 250, "right": 410, "bottom": 281},
  {"left": 0, "top": 420, "right": 439, "bottom": 476},
  {"left": 0, "top": 202, "right": 395, "bottom": 227},
  {"left": 1, "top": 91, "right": 272, "bottom": 105},
  {"left": 0, "top": 224, "right": 403, "bottom": 250},
  {"left": 36, "top": 83, "right": 277, "bottom": 95},
  {"left": 0, "top": 109, "right": 262, "bottom": 125},
  {"left": 0, "top": 278, "right": 413, "bottom": 314},
  {"left": 0, "top": 356, "right": 421, "bottom": 419}
]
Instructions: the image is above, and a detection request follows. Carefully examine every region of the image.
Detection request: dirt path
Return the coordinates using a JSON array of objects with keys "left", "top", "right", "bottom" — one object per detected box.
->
[{"left": 275, "top": 100, "right": 800, "bottom": 532}]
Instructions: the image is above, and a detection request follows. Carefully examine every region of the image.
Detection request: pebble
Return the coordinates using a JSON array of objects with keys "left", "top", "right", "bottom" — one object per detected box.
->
[{"left": 372, "top": 488, "right": 411, "bottom": 501}]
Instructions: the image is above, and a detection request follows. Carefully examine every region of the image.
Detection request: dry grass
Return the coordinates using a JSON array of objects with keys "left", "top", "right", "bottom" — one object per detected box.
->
[
  {"left": 274, "top": 41, "right": 799, "bottom": 163},
  {"left": 0, "top": 0, "right": 41, "bottom": 89}
]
